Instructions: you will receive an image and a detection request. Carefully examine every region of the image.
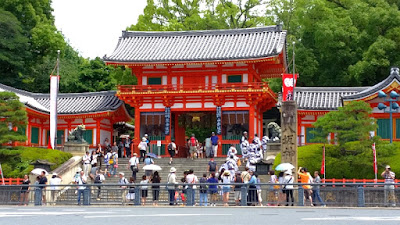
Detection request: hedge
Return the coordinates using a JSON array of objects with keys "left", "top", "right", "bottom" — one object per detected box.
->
[
  {"left": 0, "top": 147, "right": 72, "bottom": 178},
  {"left": 273, "top": 141, "right": 400, "bottom": 179}
]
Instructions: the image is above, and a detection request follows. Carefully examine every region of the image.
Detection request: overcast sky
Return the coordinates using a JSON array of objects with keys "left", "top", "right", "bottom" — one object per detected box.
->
[{"left": 52, "top": 0, "right": 147, "bottom": 59}]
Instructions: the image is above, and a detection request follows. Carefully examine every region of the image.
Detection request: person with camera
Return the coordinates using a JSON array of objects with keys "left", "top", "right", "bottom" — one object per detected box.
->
[{"left": 381, "top": 165, "right": 396, "bottom": 207}]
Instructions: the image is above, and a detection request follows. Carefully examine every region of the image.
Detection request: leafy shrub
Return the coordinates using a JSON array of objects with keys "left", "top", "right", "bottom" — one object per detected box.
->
[
  {"left": 0, "top": 147, "right": 72, "bottom": 178},
  {"left": 273, "top": 141, "right": 400, "bottom": 179}
]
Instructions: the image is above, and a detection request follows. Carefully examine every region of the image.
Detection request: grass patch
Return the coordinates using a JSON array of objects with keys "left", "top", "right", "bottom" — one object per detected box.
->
[
  {"left": 0, "top": 147, "right": 72, "bottom": 178},
  {"left": 273, "top": 141, "right": 400, "bottom": 179}
]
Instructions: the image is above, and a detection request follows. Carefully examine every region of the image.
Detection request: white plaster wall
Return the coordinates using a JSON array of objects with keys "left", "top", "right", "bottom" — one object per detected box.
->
[
  {"left": 162, "top": 76, "right": 167, "bottom": 85},
  {"left": 93, "top": 129, "right": 97, "bottom": 146},
  {"left": 65, "top": 129, "right": 68, "bottom": 142},
  {"left": 142, "top": 76, "right": 147, "bottom": 85},
  {"left": 236, "top": 102, "right": 249, "bottom": 107},
  {"left": 243, "top": 73, "right": 248, "bottom": 83},
  {"left": 212, "top": 76, "right": 217, "bottom": 84},
  {"left": 180, "top": 77, "right": 183, "bottom": 85},
  {"left": 222, "top": 74, "right": 227, "bottom": 84},
  {"left": 42, "top": 129, "right": 46, "bottom": 145},
  {"left": 222, "top": 102, "right": 235, "bottom": 107},
  {"left": 301, "top": 126, "right": 305, "bottom": 145},
  {"left": 85, "top": 118, "right": 95, "bottom": 123},
  {"left": 204, "top": 102, "right": 216, "bottom": 108},
  {"left": 186, "top": 103, "right": 202, "bottom": 108},
  {"left": 100, "top": 129, "right": 111, "bottom": 145},
  {"left": 172, "top": 103, "right": 184, "bottom": 109},
  {"left": 74, "top": 119, "right": 83, "bottom": 124},
  {"left": 303, "top": 115, "right": 315, "bottom": 121},
  {"left": 172, "top": 77, "right": 177, "bottom": 85},
  {"left": 102, "top": 119, "right": 111, "bottom": 125},
  {"left": 154, "top": 103, "right": 164, "bottom": 109},
  {"left": 140, "top": 104, "right": 152, "bottom": 109}
]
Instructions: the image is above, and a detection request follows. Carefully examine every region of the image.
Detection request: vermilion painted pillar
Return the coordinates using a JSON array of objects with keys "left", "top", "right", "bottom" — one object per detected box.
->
[
  {"left": 134, "top": 108, "right": 141, "bottom": 156},
  {"left": 248, "top": 107, "right": 255, "bottom": 141}
]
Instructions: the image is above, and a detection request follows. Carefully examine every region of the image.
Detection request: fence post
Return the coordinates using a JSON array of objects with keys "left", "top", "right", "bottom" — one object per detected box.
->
[
  {"left": 241, "top": 185, "right": 247, "bottom": 206},
  {"left": 186, "top": 186, "right": 193, "bottom": 206},
  {"left": 134, "top": 186, "right": 141, "bottom": 206},
  {"left": 298, "top": 186, "right": 304, "bottom": 206},
  {"left": 34, "top": 188, "right": 42, "bottom": 206},
  {"left": 83, "top": 186, "right": 91, "bottom": 205},
  {"left": 357, "top": 186, "right": 365, "bottom": 207}
]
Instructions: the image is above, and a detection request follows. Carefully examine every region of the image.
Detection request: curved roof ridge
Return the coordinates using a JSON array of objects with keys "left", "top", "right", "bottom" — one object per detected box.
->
[
  {"left": 342, "top": 67, "right": 400, "bottom": 101},
  {"left": 122, "top": 26, "right": 282, "bottom": 38}
]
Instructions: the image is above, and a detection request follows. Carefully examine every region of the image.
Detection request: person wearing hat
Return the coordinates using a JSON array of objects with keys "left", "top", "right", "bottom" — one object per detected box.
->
[
  {"left": 129, "top": 153, "right": 140, "bottom": 180},
  {"left": 381, "top": 165, "right": 396, "bottom": 207},
  {"left": 221, "top": 170, "right": 232, "bottom": 206},
  {"left": 167, "top": 167, "right": 178, "bottom": 205},
  {"left": 283, "top": 170, "right": 294, "bottom": 206},
  {"left": 210, "top": 132, "right": 219, "bottom": 157},
  {"left": 118, "top": 172, "right": 129, "bottom": 204},
  {"left": 138, "top": 137, "right": 148, "bottom": 163}
]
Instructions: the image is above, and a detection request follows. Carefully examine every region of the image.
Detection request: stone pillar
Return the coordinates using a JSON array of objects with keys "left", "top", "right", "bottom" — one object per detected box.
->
[{"left": 280, "top": 101, "right": 298, "bottom": 177}]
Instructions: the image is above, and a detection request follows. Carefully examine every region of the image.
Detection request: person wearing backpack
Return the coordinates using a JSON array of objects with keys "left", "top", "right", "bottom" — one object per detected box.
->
[
  {"left": 109, "top": 150, "right": 118, "bottom": 177},
  {"left": 104, "top": 151, "right": 112, "bottom": 177},
  {"left": 94, "top": 170, "right": 105, "bottom": 200},
  {"left": 199, "top": 174, "right": 208, "bottom": 206},
  {"left": 168, "top": 139, "right": 177, "bottom": 165},
  {"left": 208, "top": 158, "right": 218, "bottom": 175},
  {"left": 129, "top": 153, "right": 140, "bottom": 180},
  {"left": 188, "top": 134, "right": 198, "bottom": 160}
]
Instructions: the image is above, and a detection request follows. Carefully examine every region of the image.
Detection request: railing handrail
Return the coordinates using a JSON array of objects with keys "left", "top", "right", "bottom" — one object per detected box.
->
[{"left": 118, "top": 82, "right": 269, "bottom": 93}]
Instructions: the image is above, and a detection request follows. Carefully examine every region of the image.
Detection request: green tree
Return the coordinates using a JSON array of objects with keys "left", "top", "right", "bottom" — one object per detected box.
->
[
  {"left": 0, "top": 9, "right": 29, "bottom": 88},
  {"left": 0, "top": 0, "right": 65, "bottom": 91},
  {"left": 269, "top": 0, "right": 400, "bottom": 87},
  {"left": 110, "top": 66, "right": 138, "bottom": 86},
  {"left": 129, "top": 0, "right": 269, "bottom": 31},
  {"left": 75, "top": 57, "right": 115, "bottom": 92},
  {"left": 312, "top": 101, "right": 377, "bottom": 149},
  {"left": 0, "top": 92, "right": 27, "bottom": 144}
]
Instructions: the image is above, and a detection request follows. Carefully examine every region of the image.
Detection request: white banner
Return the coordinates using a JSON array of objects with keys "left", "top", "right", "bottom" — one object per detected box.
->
[
  {"left": 50, "top": 75, "right": 59, "bottom": 149},
  {"left": 0, "top": 163, "right": 4, "bottom": 185}
]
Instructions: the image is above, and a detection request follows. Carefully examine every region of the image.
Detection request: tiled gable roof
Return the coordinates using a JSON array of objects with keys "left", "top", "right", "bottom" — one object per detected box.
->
[
  {"left": 104, "top": 26, "right": 287, "bottom": 63},
  {"left": 294, "top": 87, "right": 367, "bottom": 110},
  {"left": 0, "top": 83, "right": 123, "bottom": 114}
]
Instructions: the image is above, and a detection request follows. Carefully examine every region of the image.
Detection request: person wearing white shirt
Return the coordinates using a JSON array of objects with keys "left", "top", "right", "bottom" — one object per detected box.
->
[
  {"left": 49, "top": 173, "right": 62, "bottom": 204},
  {"left": 138, "top": 138, "right": 148, "bottom": 163},
  {"left": 283, "top": 170, "right": 294, "bottom": 206},
  {"left": 185, "top": 169, "right": 198, "bottom": 206},
  {"left": 82, "top": 151, "right": 91, "bottom": 177},
  {"left": 129, "top": 153, "right": 140, "bottom": 180},
  {"left": 168, "top": 140, "right": 177, "bottom": 165}
]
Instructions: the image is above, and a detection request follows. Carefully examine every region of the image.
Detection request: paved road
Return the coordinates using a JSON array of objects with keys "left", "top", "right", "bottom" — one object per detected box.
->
[{"left": 0, "top": 206, "right": 399, "bottom": 225}]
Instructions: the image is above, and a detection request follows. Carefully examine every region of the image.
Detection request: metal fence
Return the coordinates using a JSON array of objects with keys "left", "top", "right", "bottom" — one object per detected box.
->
[{"left": 0, "top": 183, "right": 399, "bottom": 207}]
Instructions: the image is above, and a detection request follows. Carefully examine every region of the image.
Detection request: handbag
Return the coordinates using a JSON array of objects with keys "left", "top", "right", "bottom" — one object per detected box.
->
[{"left": 114, "top": 164, "right": 118, "bottom": 168}]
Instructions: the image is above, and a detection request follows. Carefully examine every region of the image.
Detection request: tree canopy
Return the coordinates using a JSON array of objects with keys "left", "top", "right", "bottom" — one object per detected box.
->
[
  {"left": 0, "top": 92, "right": 27, "bottom": 145},
  {"left": 311, "top": 101, "right": 377, "bottom": 148}
]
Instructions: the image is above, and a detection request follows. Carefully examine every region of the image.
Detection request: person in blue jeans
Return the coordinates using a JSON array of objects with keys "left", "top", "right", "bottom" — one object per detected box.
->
[
  {"left": 312, "top": 171, "right": 326, "bottom": 207},
  {"left": 199, "top": 174, "right": 208, "bottom": 206}
]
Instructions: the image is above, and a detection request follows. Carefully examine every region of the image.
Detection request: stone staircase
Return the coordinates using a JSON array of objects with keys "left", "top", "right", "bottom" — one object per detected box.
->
[{"left": 56, "top": 157, "right": 245, "bottom": 205}]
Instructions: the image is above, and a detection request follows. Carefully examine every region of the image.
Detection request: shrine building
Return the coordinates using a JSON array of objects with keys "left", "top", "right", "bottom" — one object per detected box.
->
[
  {"left": 296, "top": 67, "right": 400, "bottom": 145},
  {"left": 0, "top": 83, "right": 131, "bottom": 148},
  {"left": 104, "top": 26, "right": 287, "bottom": 156}
]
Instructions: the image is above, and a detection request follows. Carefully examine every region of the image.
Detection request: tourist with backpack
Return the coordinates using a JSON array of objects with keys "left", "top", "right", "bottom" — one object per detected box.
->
[
  {"left": 109, "top": 150, "right": 118, "bottom": 177},
  {"left": 199, "top": 173, "right": 208, "bottom": 206},
  {"left": 188, "top": 134, "right": 198, "bottom": 160},
  {"left": 94, "top": 170, "right": 105, "bottom": 200},
  {"left": 104, "top": 151, "right": 112, "bottom": 177},
  {"left": 168, "top": 139, "right": 177, "bottom": 165},
  {"left": 208, "top": 158, "right": 218, "bottom": 175}
]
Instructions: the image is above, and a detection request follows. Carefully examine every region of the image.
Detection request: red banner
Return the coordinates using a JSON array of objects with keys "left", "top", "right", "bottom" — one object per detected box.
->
[{"left": 282, "top": 73, "right": 298, "bottom": 101}]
